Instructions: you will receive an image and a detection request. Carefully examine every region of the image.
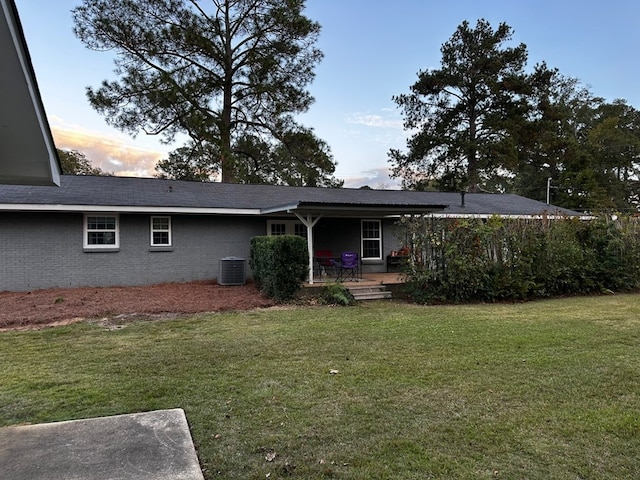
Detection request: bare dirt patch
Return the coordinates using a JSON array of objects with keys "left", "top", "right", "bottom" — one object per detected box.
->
[{"left": 0, "top": 281, "right": 275, "bottom": 331}]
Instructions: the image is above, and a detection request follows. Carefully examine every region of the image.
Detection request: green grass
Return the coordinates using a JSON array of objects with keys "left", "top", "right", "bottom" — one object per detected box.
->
[{"left": 1, "top": 296, "right": 640, "bottom": 479}]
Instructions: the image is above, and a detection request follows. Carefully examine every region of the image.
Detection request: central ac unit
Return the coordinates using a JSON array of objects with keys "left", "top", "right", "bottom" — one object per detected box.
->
[{"left": 219, "top": 257, "right": 246, "bottom": 286}]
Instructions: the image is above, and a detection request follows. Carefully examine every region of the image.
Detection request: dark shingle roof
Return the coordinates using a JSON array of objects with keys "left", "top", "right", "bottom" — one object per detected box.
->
[{"left": 0, "top": 175, "right": 582, "bottom": 217}]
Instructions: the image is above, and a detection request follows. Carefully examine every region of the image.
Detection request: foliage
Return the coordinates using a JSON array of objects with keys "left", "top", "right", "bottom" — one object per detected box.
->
[
  {"left": 73, "top": 0, "right": 339, "bottom": 185},
  {"left": 3, "top": 297, "right": 640, "bottom": 478},
  {"left": 320, "top": 282, "right": 355, "bottom": 306},
  {"left": 391, "top": 19, "right": 640, "bottom": 212},
  {"left": 514, "top": 73, "right": 640, "bottom": 212},
  {"left": 249, "top": 235, "right": 308, "bottom": 301},
  {"left": 155, "top": 143, "right": 219, "bottom": 181},
  {"left": 156, "top": 127, "right": 343, "bottom": 187},
  {"left": 398, "top": 215, "right": 640, "bottom": 304},
  {"left": 222, "top": 127, "right": 342, "bottom": 187},
  {"left": 390, "top": 19, "right": 530, "bottom": 193},
  {"left": 57, "top": 148, "right": 108, "bottom": 176}
]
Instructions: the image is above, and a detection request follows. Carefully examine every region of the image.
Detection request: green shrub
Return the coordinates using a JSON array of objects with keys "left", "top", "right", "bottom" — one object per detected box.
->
[
  {"left": 249, "top": 235, "right": 308, "bottom": 301},
  {"left": 397, "top": 215, "right": 640, "bottom": 304},
  {"left": 249, "top": 236, "right": 269, "bottom": 287},
  {"left": 320, "top": 283, "right": 355, "bottom": 306}
]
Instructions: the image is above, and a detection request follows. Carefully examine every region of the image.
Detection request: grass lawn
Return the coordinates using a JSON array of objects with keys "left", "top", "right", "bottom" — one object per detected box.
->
[{"left": 1, "top": 295, "right": 639, "bottom": 479}]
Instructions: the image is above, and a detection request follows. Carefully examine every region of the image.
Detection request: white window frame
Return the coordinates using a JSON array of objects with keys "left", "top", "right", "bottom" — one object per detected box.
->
[
  {"left": 150, "top": 216, "right": 172, "bottom": 247},
  {"left": 266, "top": 220, "right": 306, "bottom": 237},
  {"left": 83, "top": 213, "right": 119, "bottom": 250},
  {"left": 361, "top": 219, "right": 382, "bottom": 260}
]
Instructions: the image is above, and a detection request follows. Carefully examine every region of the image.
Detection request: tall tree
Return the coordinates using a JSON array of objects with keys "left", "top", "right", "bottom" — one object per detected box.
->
[
  {"left": 57, "top": 149, "right": 108, "bottom": 176},
  {"left": 73, "top": 0, "right": 332, "bottom": 184},
  {"left": 585, "top": 100, "right": 640, "bottom": 211},
  {"left": 389, "top": 19, "right": 530, "bottom": 192},
  {"left": 512, "top": 68, "right": 598, "bottom": 205},
  {"left": 513, "top": 69, "right": 640, "bottom": 212}
]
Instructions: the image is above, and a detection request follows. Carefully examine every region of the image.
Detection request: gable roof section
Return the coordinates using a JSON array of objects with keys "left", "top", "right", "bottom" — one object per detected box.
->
[
  {"left": 0, "top": 0, "right": 61, "bottom": 186},
  {"left": 0, "top": 175, "right": 582, "bottom": 218}
]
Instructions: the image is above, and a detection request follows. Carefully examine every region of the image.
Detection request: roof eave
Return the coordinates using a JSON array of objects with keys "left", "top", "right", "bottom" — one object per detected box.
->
[
  {"left": 263, "top": 201, "right": 448, "bottom": 217},
  {"left": 431, "top": 212, "right": 591, "bottom": 220},
  {"left": 0, "top": 203, "right": 262, "bottom": 215},
  {"left": 0, "top": 0, "right": 61, "bottom": 186}
]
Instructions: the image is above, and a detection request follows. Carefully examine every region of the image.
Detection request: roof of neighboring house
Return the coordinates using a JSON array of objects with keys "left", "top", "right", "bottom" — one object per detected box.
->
[
  {"left": 0, "top": 175, "right": 583, "bottom": 218},
  {"left": 0, "top": 0, "right": 61, "bottom": 186}
]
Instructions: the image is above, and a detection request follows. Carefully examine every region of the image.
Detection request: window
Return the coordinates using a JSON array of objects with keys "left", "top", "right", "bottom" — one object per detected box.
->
[
  {"left": 267, "top": 220, "right": 307, "bottom": 238},
  {"left": 361, "top": 220, "right": 382, "bottom": 259},
  {"left": 269, "top": 222, "right": 287, "bottom": 236},
  {"left": 84, "top": 214, "right": 119, "bottom": 250},
  {"left": 151, "top": 216, "right": 172, "bottom": 246}
]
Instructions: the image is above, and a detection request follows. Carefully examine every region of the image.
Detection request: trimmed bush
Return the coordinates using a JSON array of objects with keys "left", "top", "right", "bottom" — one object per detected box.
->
[{"left": 250, "top": 235, "right": 308, "bottom": 301}]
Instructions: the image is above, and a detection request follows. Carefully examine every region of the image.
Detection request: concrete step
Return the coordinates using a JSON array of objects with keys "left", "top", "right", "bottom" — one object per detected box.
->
[
  {"left": 348, "top": 285, "right": 387, "bottom": 294},
  {"left": 352, "top": 291, "right": 393, "bottom": 301},
  {"left": 348, "top": 285, "right": 392, "bottom": 301}
]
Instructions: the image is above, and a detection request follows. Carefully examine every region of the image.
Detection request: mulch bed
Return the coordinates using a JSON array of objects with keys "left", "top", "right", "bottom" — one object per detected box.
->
[{"left": 0, "top": 281, "right": 275, "bottom": 330}]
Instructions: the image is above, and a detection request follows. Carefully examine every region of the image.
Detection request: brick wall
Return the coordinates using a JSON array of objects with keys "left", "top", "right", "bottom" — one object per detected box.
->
[
  {"left": 0, "top": 212, "right": 400, "bottom": 291},
  {"left": 0, "top": 212, "right": 264, "bottom": 291}
]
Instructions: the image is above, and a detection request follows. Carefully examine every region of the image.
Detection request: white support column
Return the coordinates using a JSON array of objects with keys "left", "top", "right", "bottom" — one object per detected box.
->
[{"left": 294, "top": 212, "right": 322, "bottom": 284}]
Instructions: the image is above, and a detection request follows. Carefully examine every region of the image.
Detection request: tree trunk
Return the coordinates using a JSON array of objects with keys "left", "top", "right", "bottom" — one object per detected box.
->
[
  {"left": 220, "top": 2, "right": 235, "bottom": 183},
  {"left": 467, "top": 106, "right": 480, "bottom": 192}
]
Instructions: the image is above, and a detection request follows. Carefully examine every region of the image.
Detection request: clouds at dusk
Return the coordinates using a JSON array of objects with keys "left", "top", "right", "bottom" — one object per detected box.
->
[
  {"left": 342, "top": 167, "right": 400, "bottom": 190},
  {"left": 50, "top": 119, "right": 398, "bottom": 188},
  {"left": 50, "top": 121, "right": 169, "bottom": 177}
]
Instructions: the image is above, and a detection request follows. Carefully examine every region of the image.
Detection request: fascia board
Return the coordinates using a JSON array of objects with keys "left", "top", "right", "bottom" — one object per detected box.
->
[
  {"left": 260, "top": 202, "right": 301, "bottom": 214},
  {"left": 427, "top": 213, "right": 590, "bottom": 220},
  {"left": 262, "top": 202, "right": 448, "bottom": 216},
  {"left": 0, "top": 204, "right": 262, "bottom": 215}
]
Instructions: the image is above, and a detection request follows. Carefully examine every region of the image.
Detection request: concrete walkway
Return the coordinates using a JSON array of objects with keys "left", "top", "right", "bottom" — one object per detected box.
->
[{"left": 0, "top": 409, "right": 204, "bottom": 480}]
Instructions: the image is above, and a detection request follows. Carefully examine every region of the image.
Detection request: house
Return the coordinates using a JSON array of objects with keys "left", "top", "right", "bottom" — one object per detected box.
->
[
  {"left": 0, "top": 175, "right": 581, "bottom": 291},
  {"left": 0, "top": 0, "right": 582, "bottom": 292}
]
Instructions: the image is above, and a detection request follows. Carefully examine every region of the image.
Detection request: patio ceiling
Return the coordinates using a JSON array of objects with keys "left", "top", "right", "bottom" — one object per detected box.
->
[{"left": 0, "top": 0, "right": 60, "bottom": 186}]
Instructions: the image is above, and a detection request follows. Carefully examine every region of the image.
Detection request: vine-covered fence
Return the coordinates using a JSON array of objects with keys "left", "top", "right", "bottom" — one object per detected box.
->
[{"left": 397, "top": 215, "right": 640, "bottom": 303}]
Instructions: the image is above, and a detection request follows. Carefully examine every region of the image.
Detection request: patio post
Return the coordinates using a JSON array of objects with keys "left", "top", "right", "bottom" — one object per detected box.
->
[{"left": 294, "top": 213, "right": 322, "bottom": 284}]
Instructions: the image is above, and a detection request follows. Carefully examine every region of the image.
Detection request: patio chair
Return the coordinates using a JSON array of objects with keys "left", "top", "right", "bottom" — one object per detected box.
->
[
  {"left": 333, "top": 251, "right": 359, "bottom": 282},
  {"left": 315, "top": 250, "right": 335, "bottom": 278}
]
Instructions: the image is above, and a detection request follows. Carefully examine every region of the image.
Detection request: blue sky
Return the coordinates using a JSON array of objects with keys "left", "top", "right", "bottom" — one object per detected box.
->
[{"left": 15, "top": 0, "right": 640, "bottom": 187}]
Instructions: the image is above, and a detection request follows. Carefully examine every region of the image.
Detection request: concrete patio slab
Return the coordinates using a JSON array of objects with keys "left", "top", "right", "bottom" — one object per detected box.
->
[{"left": 0, "top": 408, "right": 204, "bottom": 480}]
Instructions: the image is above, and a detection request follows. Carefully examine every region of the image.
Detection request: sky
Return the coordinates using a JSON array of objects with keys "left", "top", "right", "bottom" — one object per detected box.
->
[{"left": 14, "top": 0, "right": 640, "bottom": 188}]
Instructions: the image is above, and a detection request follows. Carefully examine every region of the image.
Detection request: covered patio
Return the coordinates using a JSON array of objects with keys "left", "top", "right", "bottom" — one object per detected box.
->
[
  {"left": 303, "top": 271, "right": 405, "bottom": 288},
  {"left": 263, "top": 201, "right": 446, "bottom": 285}
]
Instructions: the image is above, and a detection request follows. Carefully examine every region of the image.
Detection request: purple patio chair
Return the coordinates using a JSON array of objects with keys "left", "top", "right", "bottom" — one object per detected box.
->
[{"left": 333, "top": 251, "right": 359, "bottom": 282}]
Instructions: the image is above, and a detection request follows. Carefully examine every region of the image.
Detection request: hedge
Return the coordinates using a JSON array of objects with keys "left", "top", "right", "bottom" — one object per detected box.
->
[
  {"left": 396, "top": 215, "right": 640, "bottom": 304},
  {"left": 249, "top": 235, "right": 308, "bottom": 301}
]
